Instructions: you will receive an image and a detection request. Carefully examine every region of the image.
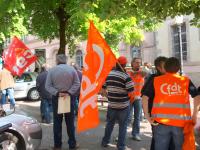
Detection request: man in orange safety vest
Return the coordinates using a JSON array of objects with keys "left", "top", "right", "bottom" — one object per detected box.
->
[
  {"left": 127, "top": 57, "right": 147, "bottom": 141},
  {"left": 142, "top": 57, "right": 200, "bottom": 150}
]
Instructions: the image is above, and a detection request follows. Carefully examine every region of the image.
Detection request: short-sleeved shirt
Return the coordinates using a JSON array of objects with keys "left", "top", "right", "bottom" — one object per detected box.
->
[
  {"left": 142, "top": 74, "right": 199, "bottom": 113},
  {"left": 103, "top": 68, "right": 134, "bottom": 109}
]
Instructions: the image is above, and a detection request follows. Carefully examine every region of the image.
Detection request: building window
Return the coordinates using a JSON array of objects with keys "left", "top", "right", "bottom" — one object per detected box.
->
[
  {"left": 130, "top": 46, "right": 141, "bottom": 58},
  {"left": 171, "top": 23, "right": 187, "bottom": 60},
  {"left": 75, "top": 50, "right": 83, "bottom": 68}
]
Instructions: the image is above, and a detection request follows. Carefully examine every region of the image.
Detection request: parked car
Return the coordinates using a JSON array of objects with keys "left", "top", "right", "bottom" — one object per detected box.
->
[
  {"left": 0, "top": 104, "right": 42, "bottom": 150},
  {"left": 14, "top": 72, "right": 40, "bottom": 101}
]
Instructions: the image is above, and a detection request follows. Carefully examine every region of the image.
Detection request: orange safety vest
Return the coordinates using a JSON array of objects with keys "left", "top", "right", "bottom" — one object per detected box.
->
[
  {"left": 151, "top": 73, "right": 191, "bottom": 127},
  {"left": 127, "top": 70, "right": 144, "bottom": 97}
]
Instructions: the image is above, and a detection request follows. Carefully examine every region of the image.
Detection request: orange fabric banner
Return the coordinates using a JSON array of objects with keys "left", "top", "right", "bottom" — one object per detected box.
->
[
  {"left": 77, "top": 21, "right": 117, "bottom": 132},
  {"left": 182, "top": 121, "right": 196, "bottom": 150}
]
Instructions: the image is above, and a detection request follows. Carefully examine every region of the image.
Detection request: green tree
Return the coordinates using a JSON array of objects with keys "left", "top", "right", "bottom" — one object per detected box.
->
[
  {"left": 110, "top": 0, "right": 200, "bottom": 26},
  {"left": 22, "top": 0, "right": 158, "bottom": 55},
  {"left": 6, "top": 0, "right": 195, "bottom": 55},
  {"left": 2, "top": 0, "right": 198, "bottom": 55},
  {"left": 142, "top": 0, "right": 200, "bottom": 26},
  {"left": 0, "top": 0, "right": 160, "bottom": 55},
  {"left": 0, "top": 0, "right": 27, "bottom": 45},
  {"left": 0, "top": 0, "right": 28, "bottom": 55}
]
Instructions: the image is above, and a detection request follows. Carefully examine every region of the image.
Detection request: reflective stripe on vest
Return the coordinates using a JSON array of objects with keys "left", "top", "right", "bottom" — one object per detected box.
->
[
  {"left": 153, "top": 103, "right": 190, "bottom": 109},
  {"left": 152, "top": 114, "right": 192, "bottom": 120}
]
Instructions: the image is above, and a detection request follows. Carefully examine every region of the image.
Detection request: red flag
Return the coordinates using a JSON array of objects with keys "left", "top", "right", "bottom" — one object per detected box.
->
[
  {"left": 77, "top": 21, "right": 117, "bottom": 132},
  {"left": 3, "top": 36, "right": 37, "bottom": 76}
]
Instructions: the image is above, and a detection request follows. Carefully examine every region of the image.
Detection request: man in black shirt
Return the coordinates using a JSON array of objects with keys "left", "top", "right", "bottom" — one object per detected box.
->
[{"left": 142, "top": 56, "right": 169, "bottom": 150}]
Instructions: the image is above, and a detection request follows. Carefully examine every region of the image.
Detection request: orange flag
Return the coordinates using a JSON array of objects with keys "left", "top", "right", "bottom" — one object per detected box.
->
[
  {"left": 77, "top": 21, "right": 117, "bottom": 132},
  {"left": 182, "top": 121, "right": 196, "bottom": 150}
]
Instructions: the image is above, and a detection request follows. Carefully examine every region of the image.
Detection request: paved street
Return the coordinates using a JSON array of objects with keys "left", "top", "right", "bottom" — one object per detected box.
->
[
  {"left": 15, "top": 100, "right": 152, "bottom": 150},
  {"left": 15, "top": 100, "right": 200, "bottom": 150}
]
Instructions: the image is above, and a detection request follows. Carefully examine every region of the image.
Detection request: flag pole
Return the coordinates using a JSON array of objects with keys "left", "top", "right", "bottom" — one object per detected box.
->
[{"left": 116, "top": 61, "right": 126, "bottom": 73}]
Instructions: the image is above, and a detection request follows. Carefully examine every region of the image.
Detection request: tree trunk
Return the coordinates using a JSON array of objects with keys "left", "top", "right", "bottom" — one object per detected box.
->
[{"left": 57, "top": 1, "right": 67, "bottom": 54}]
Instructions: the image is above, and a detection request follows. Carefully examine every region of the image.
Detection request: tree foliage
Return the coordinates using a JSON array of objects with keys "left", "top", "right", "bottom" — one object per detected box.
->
[
  {"left": 0, "top": 0, "right": 27, "bottom": 43},
  {"left": 0, "top": 0, "right": 28, "bottom": 54},
  {"left": 0, "top": 0, "right": 199, "bottom": 55},
  {"left": 100, "top": 0, "right": 200, "bottom": 26},
  {"left": 127, "top": 0, "right": 200, "bottom": 26},
  {"left": 0, "top": 0, "right": 159, "bottom": 55},
  {"left": 22, "top": 0, "right": 158, "bottom": 55}
]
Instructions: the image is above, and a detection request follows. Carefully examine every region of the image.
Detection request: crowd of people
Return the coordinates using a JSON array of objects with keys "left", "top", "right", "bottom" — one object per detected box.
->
[
  {"left": 0, "top": 53, "right": 200, "bottom": 150},
  {"left": 101, "top": 56, "right": 200, "bottom": 150}
]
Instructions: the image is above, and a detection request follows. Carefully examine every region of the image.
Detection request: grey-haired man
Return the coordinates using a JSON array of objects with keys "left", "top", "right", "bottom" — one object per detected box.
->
[{"left": 45, "top": 54, "right": 80, "bottom": 150}]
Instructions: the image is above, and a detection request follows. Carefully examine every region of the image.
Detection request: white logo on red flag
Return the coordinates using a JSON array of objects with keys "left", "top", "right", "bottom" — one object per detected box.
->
[{"left": 3, "top": 36, "right": 37, "bottom": 76}]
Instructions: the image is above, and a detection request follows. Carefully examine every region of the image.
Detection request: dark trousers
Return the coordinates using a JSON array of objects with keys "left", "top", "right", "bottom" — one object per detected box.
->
[
  {"left": 102, "top": 106, "right": 130, "bottom": 150},
  {"left": 40, "top": 99, "right": 52, "bottom": 123},
  {"left": 150, "top": 125, "right": 175, "bottom": 150},
  {"left": 52, "top": 95, "right": 76, "bottom": 148},
  {"left": 71, "top": 95, "right": 79, "bottom": 116}
]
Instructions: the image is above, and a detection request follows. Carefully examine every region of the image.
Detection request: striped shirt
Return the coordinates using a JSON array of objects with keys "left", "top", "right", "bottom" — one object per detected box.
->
[{"left": 104, "top": 68, "right": 134, "bottom": 109}]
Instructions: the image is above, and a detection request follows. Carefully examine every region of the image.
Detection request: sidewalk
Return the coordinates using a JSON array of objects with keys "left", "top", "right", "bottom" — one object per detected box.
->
[
  {"left": 39, "top": 103, "right": 152, "bottom": 150},
  {"left": 75, "top": 107, "right": 152, "bottom": 150},
  {"left": 17, "top": 99, "right": 200, "bottom": 150}
]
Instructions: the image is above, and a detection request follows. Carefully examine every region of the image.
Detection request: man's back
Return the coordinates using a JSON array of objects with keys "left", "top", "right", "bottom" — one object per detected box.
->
[
  {"left": 105, "top": 68, "right": 134, "bottom": 109},
  {"left": 45, "top": 64, "right": 80, "bottom": 96}
]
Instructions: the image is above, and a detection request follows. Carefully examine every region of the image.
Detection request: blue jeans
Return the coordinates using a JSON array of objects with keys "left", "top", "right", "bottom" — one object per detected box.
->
[
  {"left": 102, "top": 106, "right": 130, "bottom": 150},
  {"left": 40, "top": 99, "right": 52, "bottom": 123},
  {"left": 128, "top": 98, "right": 142, "bottom": 137},
  {"left": 52, "top": 95, "right": 76, "bottom": 149},
  {"left": 150, "top": 125, "right": 175, "bottom": 150},
  {"left": 1, "top": 88, "right": 15, "bottom": 106},
  {"left": 153, "top": 124, "right": 183, "bottom": 150}
]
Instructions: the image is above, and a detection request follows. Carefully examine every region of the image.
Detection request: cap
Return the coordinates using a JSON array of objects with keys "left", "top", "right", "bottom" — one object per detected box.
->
[{"left": 117, "top": 56, "right": 127, "bottom": 65}]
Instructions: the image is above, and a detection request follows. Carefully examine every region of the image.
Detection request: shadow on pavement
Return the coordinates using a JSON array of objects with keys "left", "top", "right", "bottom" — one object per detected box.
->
[{"left": 17, "top": 101, "right": 153, "bottom": 150}]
